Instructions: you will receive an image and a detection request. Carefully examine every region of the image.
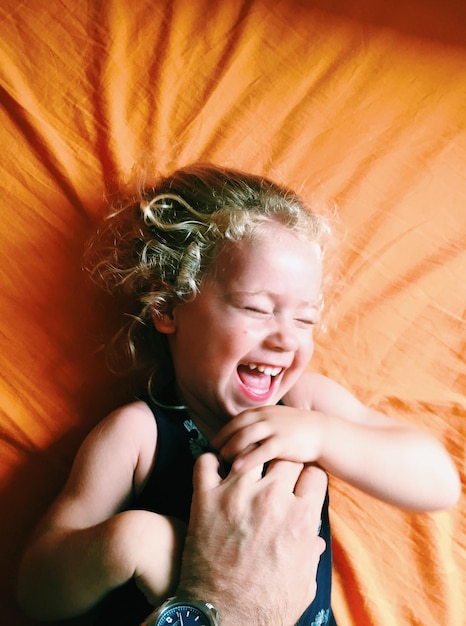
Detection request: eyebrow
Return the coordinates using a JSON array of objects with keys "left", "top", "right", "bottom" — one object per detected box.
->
[{"left": 230, "top": 290, "right": 321, "bottom": 309}]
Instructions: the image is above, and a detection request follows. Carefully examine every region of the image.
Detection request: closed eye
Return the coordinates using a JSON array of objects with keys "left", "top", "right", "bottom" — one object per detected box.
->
[
  {"left": 294, "top": 317, "right": 318, "bottom": 326},
  {"left": 245, "top": 307, "right": 272, "bottom": 316}
]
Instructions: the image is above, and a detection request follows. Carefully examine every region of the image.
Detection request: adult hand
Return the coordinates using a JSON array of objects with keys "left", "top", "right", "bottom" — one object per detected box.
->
[{"left": 173, "top": 453, "right": 327, "bottom": 626}]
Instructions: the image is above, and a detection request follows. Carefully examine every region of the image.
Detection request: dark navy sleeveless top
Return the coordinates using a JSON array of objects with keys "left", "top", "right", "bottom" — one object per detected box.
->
[{"left": 95, "top": 398, "right": 336, "bottom": 625}]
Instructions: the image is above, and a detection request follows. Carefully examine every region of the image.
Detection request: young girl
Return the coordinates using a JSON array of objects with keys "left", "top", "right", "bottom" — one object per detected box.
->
[{"left": 17, "top": 164, "right": 460, "bottom": 626}]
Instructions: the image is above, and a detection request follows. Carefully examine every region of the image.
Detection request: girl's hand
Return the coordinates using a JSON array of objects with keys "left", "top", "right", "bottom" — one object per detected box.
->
[{"left": 212, "top": 405, "right": 327, "bottom": 472}]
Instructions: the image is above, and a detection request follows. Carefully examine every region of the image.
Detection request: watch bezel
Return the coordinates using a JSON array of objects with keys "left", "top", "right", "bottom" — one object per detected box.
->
[{"left": 142, "top": 596, "right": 220, "bottom": 626}]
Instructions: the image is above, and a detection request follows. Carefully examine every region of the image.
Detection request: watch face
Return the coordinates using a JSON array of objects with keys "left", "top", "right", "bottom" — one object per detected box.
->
[{"left": 157, "top": 604, "right": 211, "bottom": 626}]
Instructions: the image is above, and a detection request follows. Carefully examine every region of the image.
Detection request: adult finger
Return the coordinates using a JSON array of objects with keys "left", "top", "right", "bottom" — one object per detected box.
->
[
  {"left": 195, "top": 451, "right": 265, "bottom": 490},
  {"left": 262, "top": 459, "right": 304, "bottom": 490},
  {"left": 192, "top": 452, "right": 222, "bottom": 491},
  {"left": 294, "top": 464, "right": 328, "bottom": 501},
  {"left": 226, "top": 453, "right": 266, "bottom": 485}
]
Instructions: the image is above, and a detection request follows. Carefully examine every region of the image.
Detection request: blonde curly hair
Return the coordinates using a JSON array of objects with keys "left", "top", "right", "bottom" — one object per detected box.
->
[{"left": 88, "top": 163, "right": 333, "bottom": 384}]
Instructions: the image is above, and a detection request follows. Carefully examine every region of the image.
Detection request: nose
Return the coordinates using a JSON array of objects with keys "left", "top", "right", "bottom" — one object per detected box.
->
[{"left": 263, "top": 317, "right": 301, "bottom": 353}]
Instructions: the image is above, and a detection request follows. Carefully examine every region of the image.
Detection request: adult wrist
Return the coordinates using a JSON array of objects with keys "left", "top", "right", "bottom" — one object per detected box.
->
[
  {"left": 173, "top": 584, "right": 280, "bottom": 626},
  {"left": 142, "top": 596, "right": 220, "bottom": 626}
]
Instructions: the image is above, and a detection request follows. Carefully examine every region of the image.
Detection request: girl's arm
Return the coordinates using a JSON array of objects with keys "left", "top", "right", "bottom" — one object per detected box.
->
[
  {"left": 17, "top": 402, "right": 186, "bottom": 620},
  {"left": 214, "top": 373, "right": 461, "bottom": 512}
]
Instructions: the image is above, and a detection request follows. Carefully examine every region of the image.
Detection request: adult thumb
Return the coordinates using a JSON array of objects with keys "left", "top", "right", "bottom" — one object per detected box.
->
[{"left": 192, "top": 452, "right": 222, "bottom": 492}]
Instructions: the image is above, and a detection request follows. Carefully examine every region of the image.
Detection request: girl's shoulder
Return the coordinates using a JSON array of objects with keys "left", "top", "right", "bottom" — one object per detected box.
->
[
  {"left": 84, "top": 400, "right": 159, "bottom": 492},
  {"left": 282, "top": 371, "right": 326, "bottom": 410},
  {"left": 38, "top": 401, "right": 159, "bottom": 531},
  {"left": 285, "top": 371, "right": 376, "bottom": 424},
  {"left": 94, "top": 400, "right": 158, "bottom": 449},
  {"left": 101, "top": 399, "right": 157, "bottom": 431},
  {"left": 284, "top": 371, "right": 362, "bottom": 416}
]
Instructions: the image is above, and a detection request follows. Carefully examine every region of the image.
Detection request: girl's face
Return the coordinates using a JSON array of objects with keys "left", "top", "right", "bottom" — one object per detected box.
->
[{"left": 155, "top": 221, "right": 323, "bottom": 435}]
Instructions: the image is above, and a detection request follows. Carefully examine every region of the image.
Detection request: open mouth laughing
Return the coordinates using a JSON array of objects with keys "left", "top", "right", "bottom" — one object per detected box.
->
[{"left": 236, "top": 362, "right": 284, "bottom": 400}]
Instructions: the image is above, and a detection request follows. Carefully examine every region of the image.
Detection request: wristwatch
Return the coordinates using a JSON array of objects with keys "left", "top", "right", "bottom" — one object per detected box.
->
[{"left": 142, "top": 596, "right": 220, "bottom": 626}]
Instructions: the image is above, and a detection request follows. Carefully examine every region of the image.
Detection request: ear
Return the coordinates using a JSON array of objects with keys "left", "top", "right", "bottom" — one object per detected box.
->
[{"left": 151, "top": 308, "right": 177, "bottom": 335}]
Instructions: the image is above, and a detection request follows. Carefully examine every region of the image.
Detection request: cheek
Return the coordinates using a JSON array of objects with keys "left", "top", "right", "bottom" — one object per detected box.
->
[
  {"left": 205, "top": 325, "right": 243, "bottom": 357},
  {"left": 299, "top": 334, "right": 315, "bottom": 363},
  {"left": 218, "top": 327, "right": 258, "bottom": 365}
]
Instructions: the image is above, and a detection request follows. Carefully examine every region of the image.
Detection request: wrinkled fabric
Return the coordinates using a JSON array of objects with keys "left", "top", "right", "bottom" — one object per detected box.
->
[{"left": 1, "top": 1, "right": 465, "bottom": 624}]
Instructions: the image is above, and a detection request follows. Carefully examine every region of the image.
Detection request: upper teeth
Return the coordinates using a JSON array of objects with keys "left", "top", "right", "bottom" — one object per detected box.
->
[{"left": 245, "top": 363, "right": 282, "bottom": 376}]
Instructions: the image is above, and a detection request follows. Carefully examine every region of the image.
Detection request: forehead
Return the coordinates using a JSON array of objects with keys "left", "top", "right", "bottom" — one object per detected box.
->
[
  {"left": 215, "top": 221, "right": 322, "bottom": 267},
  {"left": 210, "top": 223, "right": 323, "bottom": 299}
]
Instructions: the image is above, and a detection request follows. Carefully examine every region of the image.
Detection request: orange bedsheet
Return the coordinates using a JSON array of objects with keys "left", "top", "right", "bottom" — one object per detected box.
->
[{"left": 1, "top": 1, "right": 464, "bottom": 624}]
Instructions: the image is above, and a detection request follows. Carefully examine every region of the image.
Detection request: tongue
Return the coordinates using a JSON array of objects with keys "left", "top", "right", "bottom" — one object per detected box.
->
[{"left": 237, "top": 365, "right": 271, "bottom": 393}]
